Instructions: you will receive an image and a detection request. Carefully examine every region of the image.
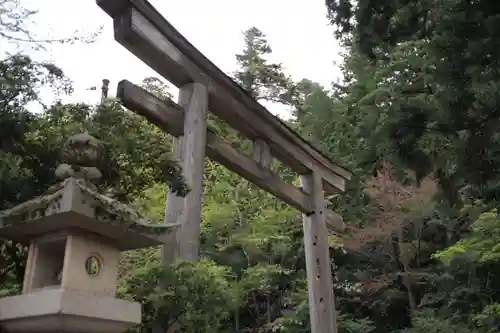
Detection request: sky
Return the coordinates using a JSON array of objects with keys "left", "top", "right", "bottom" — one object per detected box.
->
[{"left": 8, "top": 0, "right": 343, "bottom": 118}]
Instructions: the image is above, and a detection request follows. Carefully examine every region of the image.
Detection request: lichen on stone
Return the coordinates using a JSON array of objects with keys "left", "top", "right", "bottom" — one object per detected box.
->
[
  {"left": 0, "top": 187, "right": 64, "bottom": 227},
  {"left": 61, "top": 132, "right": 104, "bottom": 168},
  {"left": 75, "top": 178, "right": 177, "bottom": 236}
]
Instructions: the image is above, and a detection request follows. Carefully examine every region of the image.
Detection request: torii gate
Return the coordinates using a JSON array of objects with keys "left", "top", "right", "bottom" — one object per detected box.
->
[{"left": 96, "top": 1, "right": 352, "bottom": 332}]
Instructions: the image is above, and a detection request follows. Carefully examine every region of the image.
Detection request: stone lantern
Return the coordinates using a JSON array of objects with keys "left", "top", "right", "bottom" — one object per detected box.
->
[{"left": 0, "top": 133, "right": 176, "bottom": 333}]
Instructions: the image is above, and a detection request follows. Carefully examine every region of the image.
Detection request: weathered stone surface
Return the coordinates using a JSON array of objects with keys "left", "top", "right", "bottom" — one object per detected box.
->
[
  {"left": 0, "top": 177, "right": 177, "bottom": 249},
  {"left": 61, "top": 132, "right": 104, "bottom": 169}
]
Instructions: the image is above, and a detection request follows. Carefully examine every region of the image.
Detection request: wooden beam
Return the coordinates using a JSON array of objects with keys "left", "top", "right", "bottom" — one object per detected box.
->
[
  {"left": 117, "top": 80, "right": 345, "bottom": 232},
  {"left": 252, "top": 139, "right": 272, "bottom": 168},
  {"left": 177, "top": 82, "right": 208, "bottom": 261},
  {"left": 251, "top": 139, "right": 345, "bottom": 232},
  {"left": 117, "top": 80, "right": 310, "bottom": 215},
  {"left": 325, "top": 208, "right": 345, "bottom": 232},
  {"left": 161, "top": 136, "right": 184, "bottom": 264},
  {"left": 300, "top": 172, "right": 339, "bottom": 333},
  {"left": 114, "top": 7, "right": 193, "bottom": 86},
  {"left": 117, "top": 80, "right": 184, "bottom": 136},
  {"left": 98, "top": 1, "right": 351, "bottom": 192},
  {"left": 161, "top": 85, "right": 190, "bottom": 264},
  {"left": 119, "top": 81, "right": 345, "bottom": 233},
  {"left": 96, "top": 0, "right": 129, "bottom": 17}
]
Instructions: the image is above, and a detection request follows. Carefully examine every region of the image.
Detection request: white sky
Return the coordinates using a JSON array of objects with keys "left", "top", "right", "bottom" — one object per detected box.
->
[{"left": 7, "top": 0, "right": 343, "bottom": 118}]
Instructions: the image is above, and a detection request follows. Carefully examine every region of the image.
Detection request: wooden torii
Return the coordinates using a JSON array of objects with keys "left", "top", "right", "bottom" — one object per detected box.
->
[{"left": 96, "top": 1, "right": 352, "bottom": 332}]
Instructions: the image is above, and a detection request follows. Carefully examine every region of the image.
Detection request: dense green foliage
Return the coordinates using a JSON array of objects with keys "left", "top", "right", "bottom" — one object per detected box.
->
[{"left": 3, "top": 0, "right": 500, "bottom": 332}]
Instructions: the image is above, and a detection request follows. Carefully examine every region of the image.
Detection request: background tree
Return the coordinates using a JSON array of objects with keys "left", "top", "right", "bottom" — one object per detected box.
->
[
  {"left": 322, "top": 0, "right": 500, "bottom": 331},
  {"left": 234, "top": 27, "right": 291, "bottom": 104}
]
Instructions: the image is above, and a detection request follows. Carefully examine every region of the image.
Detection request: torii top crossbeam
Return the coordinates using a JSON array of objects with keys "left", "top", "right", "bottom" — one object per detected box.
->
[
  {"left": 97, "top": 0, "right": 351, "bottom": 191},
  {"left": 97, "top": 1, "right": 352, "bottom": 332}
]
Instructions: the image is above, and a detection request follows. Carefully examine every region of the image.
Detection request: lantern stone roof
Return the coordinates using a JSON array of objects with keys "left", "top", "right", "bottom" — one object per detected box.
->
[{"left": 0, "top": 132, "right": 178, "bottom": 250}]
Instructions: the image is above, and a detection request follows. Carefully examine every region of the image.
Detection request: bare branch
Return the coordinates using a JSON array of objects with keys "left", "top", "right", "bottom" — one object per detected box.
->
[{"left": 1, "top": 0, "right": 102, "bottom": 51}]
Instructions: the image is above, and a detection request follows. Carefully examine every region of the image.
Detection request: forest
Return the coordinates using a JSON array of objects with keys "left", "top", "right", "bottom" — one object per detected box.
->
[{"left": 2, "top": 0, "right": 500, "bottom": 332}]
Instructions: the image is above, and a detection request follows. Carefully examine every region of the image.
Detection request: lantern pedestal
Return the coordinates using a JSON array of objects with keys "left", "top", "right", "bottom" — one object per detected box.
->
[{"left": 0, "top": 288, "right": 140, "bottom": 333}]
